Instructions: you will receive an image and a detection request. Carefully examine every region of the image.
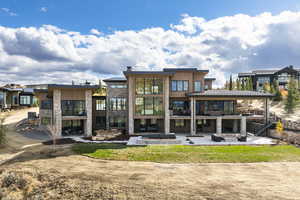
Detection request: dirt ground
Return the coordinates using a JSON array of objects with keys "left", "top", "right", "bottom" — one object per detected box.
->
[{"left": 0, "top": 145, "right": 299, "bottom": 200}]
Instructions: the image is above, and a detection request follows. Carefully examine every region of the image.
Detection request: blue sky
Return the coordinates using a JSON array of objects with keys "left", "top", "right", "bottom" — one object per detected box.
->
[
  {"left": 1, "top": 0, "right": 300, "bottom": 86},
  {"left": 1, "top": 0, "right": 300, "bottom": 33}
]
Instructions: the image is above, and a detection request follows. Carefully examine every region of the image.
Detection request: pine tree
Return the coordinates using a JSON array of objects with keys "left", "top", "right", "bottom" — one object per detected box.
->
[
  {"left": 229, "top": 75, "right": 233, "bottom": 90},
  {"left": 236, "top": 78, "right": 241, "bottom": 90},
  {"left": 273, "top": 80, "right": 282, "bottom": 101},
  {"left": 285, "top": 78, "right": 300, "bottom": 113}
]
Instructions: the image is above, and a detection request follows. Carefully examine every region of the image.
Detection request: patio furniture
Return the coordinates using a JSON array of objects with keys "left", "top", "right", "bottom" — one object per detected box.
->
[
  {"left": 237, "top": 135, "right": 247, "bottom": 142},
  {"left": 211, "top": 134, "right": 225, "bottom": 142}
]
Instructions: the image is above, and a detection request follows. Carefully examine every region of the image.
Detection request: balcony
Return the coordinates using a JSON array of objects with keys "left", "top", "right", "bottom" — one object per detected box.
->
[{"left": 62, "top": 110, "right": 86, "bottom": 116}]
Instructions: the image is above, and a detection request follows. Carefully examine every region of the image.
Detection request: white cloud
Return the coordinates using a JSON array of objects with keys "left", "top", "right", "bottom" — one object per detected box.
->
[
  {"left": 1, "top": 11, "right": 300, "bottom": 87},
  {"left": 90, "top": 28, "right": 101, "bottom": 35},
  {"left": 1, "top": 8, "right": 17, "bottom": 16},
  {"left": 40, "top": 7, "right": 48, "bottom": 12}
]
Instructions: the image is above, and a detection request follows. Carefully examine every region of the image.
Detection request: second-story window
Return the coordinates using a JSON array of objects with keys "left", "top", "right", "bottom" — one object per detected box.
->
[
  {"left": 41, "top": 100, "right": 52, "bottom": 109},
  {"left": 135, "top": 78, "right": 163, "bottom": 95},
  {"left": 194, "top": 81, "right": 202, "bottom": 92},
  {"left": 171, "top": 80, "right": 188, "bottom": 91},
  {"left": 110, "top": 97, "right": 126, "bottom": 111},
  {"left": 61, "top": 100, "right": 85, "bottom": 116},
  {"left": 96, "top": 99, "right": 106, "bottom": 110}
]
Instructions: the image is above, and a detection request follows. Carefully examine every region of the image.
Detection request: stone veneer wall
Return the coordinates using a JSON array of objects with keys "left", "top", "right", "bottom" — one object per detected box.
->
[
  {"left": 53, "top": 89, "right": 62, "bottom": 137},
  {"left": 85, "top": 90, "right": 93, "bottom": 136}
]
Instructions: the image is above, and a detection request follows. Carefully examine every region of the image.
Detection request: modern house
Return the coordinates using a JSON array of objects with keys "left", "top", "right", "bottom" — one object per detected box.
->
[
  {"left": 238, "top": 65, "right": 300, "bottom": 91},
  {"left": 35, "top": 67, "right": 273, "bottom": 138},
  {"left": 0, "top": 84, "right": 35, "bottom": 110}
]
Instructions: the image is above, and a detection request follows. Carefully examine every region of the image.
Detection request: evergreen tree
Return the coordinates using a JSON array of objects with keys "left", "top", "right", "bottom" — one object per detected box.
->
[
  {"left": 263, "top": 83, "right": 270, "bottom": 93},
  {"left": 285, "top": 78, "right": 300, "bottom": 113},
  {"left": 236, "top": 78, "right": 241, "bottom": 90},
  {"left": 229, "top": 75, "right": 233, "bottom": 90},
  {"left": 248, "top": 77, "right": 253, "bottom": 91},
  {"left": 273, "top": 80, "right": 282, "bottom": 101}
]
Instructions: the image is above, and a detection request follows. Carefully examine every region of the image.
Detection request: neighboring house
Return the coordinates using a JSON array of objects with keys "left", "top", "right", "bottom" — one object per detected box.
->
[
  {"left": 238, "top": 65, "right": 300, "bottom": 91},
  {"left": 103, "top": 77, "right": 128, "bottom": 132},
  {"left": 35, "top": 84, "right": 98, "bottom": 137}
]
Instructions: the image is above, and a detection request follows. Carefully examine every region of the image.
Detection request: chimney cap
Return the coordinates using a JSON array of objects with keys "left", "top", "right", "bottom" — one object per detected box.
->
[{"left": 127, "top": 66, "right": 132, "bottom": 71}]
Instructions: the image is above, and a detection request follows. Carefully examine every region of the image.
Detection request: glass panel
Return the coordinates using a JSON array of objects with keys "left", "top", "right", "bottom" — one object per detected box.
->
[
  {"left": 136, "top": 78, "right": 145, "bottom": 95},
  {"left": 153, "top": 97, "right": 163, "bottom": 115},
  {"left": 224, "top": 101, "right": 234, "bottom": 114},
  {"left": 145, "top": 78, "right": 153, "bottom": 94},
  {"left": 153, "top": 78, "right": 163, "bottom": 94},
  {"left": 41, "top": 100, "right": 52, "bottom": 109},
  {"left": 194, "top": 81, "right": 201, "bottom": 92},
  {"left": 135, "top": 97, "right": 144, "bottom": 115},
  {"left": 20, "top": 96, "right": 31, "bottom": 105},
  {"left": 175, "top": 119, "right": 184, "bottom": 127},
  {"left": 177, "top": 80, "right": 183, "bottom": 91},
  {"left": 171, "top": 80, "right": 177, "bottom": 91},
  {"left": 110, "top": 98, "right": 117, "bottom": 111},
  {"left": 144, "top": 96, "right": 154, "bottom": 115},
  {"left": 183, "top": 81, "right": 188, "bottom": 91}
]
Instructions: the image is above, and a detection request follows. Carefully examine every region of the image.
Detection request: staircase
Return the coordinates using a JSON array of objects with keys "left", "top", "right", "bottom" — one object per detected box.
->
[{"left": 255, "top": 122, "right": 275, "bottom": 136}]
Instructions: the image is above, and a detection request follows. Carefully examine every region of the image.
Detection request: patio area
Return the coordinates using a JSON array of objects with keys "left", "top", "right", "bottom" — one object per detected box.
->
[{"left": 127, "top": 135, "right": 275, "bottom": 146}]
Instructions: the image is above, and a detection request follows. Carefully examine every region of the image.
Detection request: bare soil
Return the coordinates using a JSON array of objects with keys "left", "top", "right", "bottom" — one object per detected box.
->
[{"left": 1, "top": 145, "right": 300, "bottom": 200}]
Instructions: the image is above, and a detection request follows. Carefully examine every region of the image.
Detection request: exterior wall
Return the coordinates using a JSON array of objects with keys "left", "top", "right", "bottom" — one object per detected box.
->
[
  {"left": 105, "top": 81, "right": 128, "bottom": 131},
  {"left": 61, "top": 89, "right": 86, "bottom": 100},
  {"left": 204, "top": 80, "right": 213, "bottom": 90},
  {"left": 53, "top": 89, "right": 62, "bottom": 137}
]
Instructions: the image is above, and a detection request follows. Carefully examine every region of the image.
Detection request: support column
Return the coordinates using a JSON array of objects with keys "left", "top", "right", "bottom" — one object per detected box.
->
[
  {"left": 190, "top": 97, "right": 196, "bottom": 135},
  {"left": 241, "top": 116, "right": 247, "bottom": 136},
  {"left": 53, "top": 89, "right": 62, "bottom": 138},
  {"left": 233, "top": 119, "right": 238, "bottom": 133},
  {"left": 216, "top": 117, "right": 222, "bottom": 134},
  {"left": 264, "top": 98, "right": 270, "bottom": 124},
  {"left": 85, "top": 90, "right": 92, "bottom": 137},
  {"left": 164, "top": 76, "right": 170, "bottom": 134},
  {"left": 128, "top": 76, "right": 134, "bottom": 135}
]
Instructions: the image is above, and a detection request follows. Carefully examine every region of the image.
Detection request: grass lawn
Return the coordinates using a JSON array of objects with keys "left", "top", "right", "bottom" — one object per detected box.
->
[{"left": 72, "top": 143, "right": 300, "bottom": 163}]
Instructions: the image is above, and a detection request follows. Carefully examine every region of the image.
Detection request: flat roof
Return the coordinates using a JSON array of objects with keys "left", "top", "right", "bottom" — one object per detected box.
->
[
  {"left": 47, "top": 84, "right": 99, "bottom": 89},
  {"left": 123, "top": 71, "right": 175, "bottom": 75},
  {"left": 103, "top": 77, "right": 127, "bottom": 82},
  {"left": 204, "top": 78, "right": 216, "bottom": 81},
  {"left": 187, "top": 90, "right": 274, "bottom": 98},
  {"left": 163, "top": 68, "right": 209, "bottom": 73}
]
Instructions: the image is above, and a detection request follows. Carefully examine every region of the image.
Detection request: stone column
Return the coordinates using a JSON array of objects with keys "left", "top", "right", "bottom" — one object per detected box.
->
[
  {"left": 164, "top": 76, "right": 170, "bottom": 134},
  {"left": 128, "top": 76, "right": 134, "bottom": 135},
  {"left": 53, "top": 89, "right": 62, "bottom": 137},
  {"left": 264, "top": 98, "right": 270, "bottom": 124},
  {"left": 190, "top": 97, "right": 196, "bottom": 135},
  {"left": 241, "top": 116, "right": 247, "bottom": 136},
  {"left": 216, "top": 117, "right": 222, "bottom": 134},
  {"left": 85, "top": 90, "right": 92, "bottom": 136}
]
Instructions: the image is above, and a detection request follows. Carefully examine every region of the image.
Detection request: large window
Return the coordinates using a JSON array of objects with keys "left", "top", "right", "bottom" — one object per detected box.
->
[
  {"left": 41, "top": 117, "right": 51, "bottom": 125},
  {"left": 194, "top": 81, "right": 202, "bottom": 92},
  {"left": 96, "top": 99, "right": 106, "bottom": 110},
  {"left": 171, "top": 80, "right": 188, "bottom": 91},
  {"left": 0, "top": 92, "right": 4, "bottom": 105},
  {"left": 196, "top": 101, "right": 235, "bottom": 115},
  {"left": 110, "top": 97, "right": 126, "bottom": 111},
  {"left": 41, "top": 100, "right": 52, "bottom": 110},
  {"left": 135, "top": 96, "right": 163, "bottom": 115},
  {"left": 175, "top": 119, "right": 185, "bottom": 127},
  {"left": 135, "top": 78, "right": 163, "bottom": 95},
  {"left": 20, "top": 95, "right": 31, "bottom": 105},
  {"left": 61, "top": 100, "right": 85, "bottom": 116},
  {"left": 171, "top": 100, "right": 190, "bottom": 115},
  {"left": 95, "top": 116, "right": 106, "bottom": 127},
  {"left": 109, "top": 116, "right": 125, "bottom": 128}
]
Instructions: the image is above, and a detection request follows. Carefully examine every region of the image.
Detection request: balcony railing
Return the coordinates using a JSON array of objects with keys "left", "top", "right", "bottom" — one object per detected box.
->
[
  {"left": 62, "top": 110, "right": 86, "bottom": 116},
  {"left": 170, "top": 109, "right": 191, "bottom": 116}
]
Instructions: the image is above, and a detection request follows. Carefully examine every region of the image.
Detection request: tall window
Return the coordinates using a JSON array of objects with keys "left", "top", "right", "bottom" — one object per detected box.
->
[
  {"left": 20, "top": 95, "right": 31, "bottom": 105},
  {"left": 96, "top": 99, "right": 106, "bottom": 110},
  {"left": 135, "top": 78, "right": 163, "bottom": 95},
  {"left": 171, "top": 80, "right": 189, "bottom": 91},
  {"left": 135, "top": 96, "right": 163, "bottom": 115},
  {"left": 61, "top": 100, "right": 85, "bottom": 116},
  {"left": 194, "top": 81, "right": 202, "bottom": 92},
  {"left": 110, "top": 97, "right": 126, "bottom": 111}
]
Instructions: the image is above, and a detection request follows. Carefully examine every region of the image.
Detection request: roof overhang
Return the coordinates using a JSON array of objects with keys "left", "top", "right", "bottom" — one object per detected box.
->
[{"left": 187, "top": 90, "right": 274, "bottom": 98}]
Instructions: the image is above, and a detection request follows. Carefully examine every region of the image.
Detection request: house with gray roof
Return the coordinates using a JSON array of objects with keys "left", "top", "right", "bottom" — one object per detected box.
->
[{"left": 238, "top": 65, "right": 300, "bottom": 91}]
